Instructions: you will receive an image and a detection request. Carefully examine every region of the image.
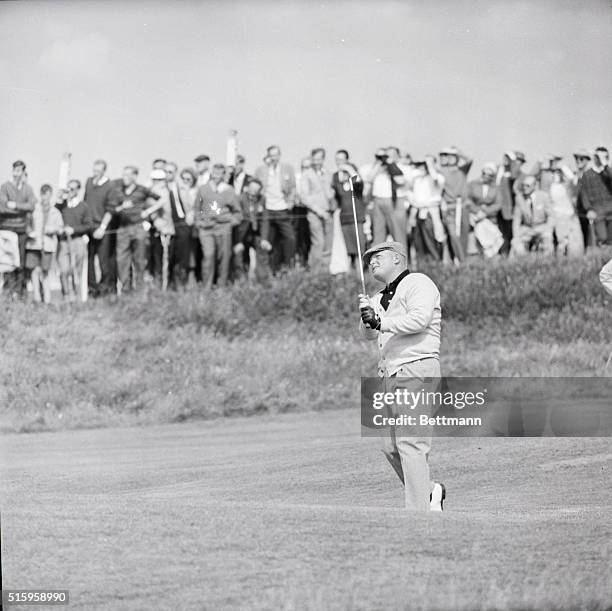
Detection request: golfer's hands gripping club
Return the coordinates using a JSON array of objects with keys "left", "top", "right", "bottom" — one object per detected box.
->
[{"left": 359, "top": 294, "right": 381, "bottom": 330}]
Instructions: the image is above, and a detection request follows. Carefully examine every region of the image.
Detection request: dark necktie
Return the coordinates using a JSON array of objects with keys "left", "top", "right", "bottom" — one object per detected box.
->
[{"left": 169, "top": 186, "right": 185, "bottom": 219}]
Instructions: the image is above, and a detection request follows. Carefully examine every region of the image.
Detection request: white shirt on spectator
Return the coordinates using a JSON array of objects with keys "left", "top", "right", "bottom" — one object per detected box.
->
[
  {"left": 360, "top": 163, "right": 393, "bottom": 199},
  {"left": 265, "top": 165, "right": 287, "bottom": 210}
]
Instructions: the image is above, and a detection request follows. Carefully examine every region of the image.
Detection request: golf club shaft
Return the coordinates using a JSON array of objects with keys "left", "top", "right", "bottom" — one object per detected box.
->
[{"left": 348, "top": 176, "right": 366, "bottom": 295}]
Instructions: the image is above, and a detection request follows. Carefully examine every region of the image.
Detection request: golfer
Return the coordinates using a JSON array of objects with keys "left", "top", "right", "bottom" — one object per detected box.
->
[{"left": 359, "top": 241, "right": 445, "bottom": 511}]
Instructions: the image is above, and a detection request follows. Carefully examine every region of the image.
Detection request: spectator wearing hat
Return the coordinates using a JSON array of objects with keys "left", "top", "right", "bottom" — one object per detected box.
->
[
  {"left": 495, "top": 151, "right": 526, "bottom": 255},
  {"left": 405, "top": 157, "right": 446, "bottom": 261},
  {"left": 194, "top": 155, "right": 211, "bottom": 187},
  {"left": 254, "top": 145, "right": 296, "bottom": 272},
  {"left": 531, "top": 155, "right": 584, "bottom": 256},
  {"left": 301, "top": 147, "right": 335, "bottom": 269},
  {"left": 438, "top": 146, "right": 473, "bottom": 262},
  {"left": 93, "top": 166, "right": 161, "bottom": 292},
  {"left": 56, "top": 179, "right": 94, "bottom": 300},
  {"left": 466, "top": 163, "right": 503, "bottom": 257},
  {"left": 579, "top": 147, "right": 612, "bottom": 246},
  {"left": 84, "top": 159, "right": 119, "bottom": 297},
  {"left": 194, "top": 162, "right": 242, "bottom": 288},
  {"left": 510, "top": 175, "right": 553, "bottom": 256},
  {"left": 361, "top": 147, "right": 408, "bottom": 255},
  {"left": 358, "top": 240, "right": 445, "bottom": 512},
  {"left": 0, "top": 160, "right": 37, "bottom": 297}
]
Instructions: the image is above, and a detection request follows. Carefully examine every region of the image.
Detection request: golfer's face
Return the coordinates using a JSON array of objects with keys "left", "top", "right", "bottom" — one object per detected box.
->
[{"left": 369, "top": 251, "right": 394, "bottom": 280}]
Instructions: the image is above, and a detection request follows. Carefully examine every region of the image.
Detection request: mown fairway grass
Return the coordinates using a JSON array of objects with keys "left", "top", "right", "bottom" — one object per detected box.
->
[
  {"left": 1, "top": 249, "right": 611, "bottom": 432},
  {"left": 1, "top": 411, "right": 611, "bottom": 610}
]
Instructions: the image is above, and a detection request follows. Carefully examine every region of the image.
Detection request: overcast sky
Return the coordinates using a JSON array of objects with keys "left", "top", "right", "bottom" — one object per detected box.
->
[{"left": 1, "top": 0, "right": 611, "bottom": 187}]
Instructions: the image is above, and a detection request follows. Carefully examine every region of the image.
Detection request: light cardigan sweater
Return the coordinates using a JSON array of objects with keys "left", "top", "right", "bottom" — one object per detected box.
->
[
  {"left": 360, "top": 272, "right": 441, "bottom": 376},
  {"left": 601, "top": 258, "right": 612, "bottom": 296}
]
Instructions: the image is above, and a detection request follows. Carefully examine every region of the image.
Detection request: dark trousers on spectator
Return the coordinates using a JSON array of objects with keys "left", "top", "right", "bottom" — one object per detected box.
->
[
  {"left": 372, "top": 197, "right": 408, "bottom": 255},
  {"left": 292, "top": 204, "right": 310, "bottom": 267},
  {"left": 593, "top": 217, "right": 612, "bottom": 245},
  {"left": 150, "top": 233, "right": 169, "bottom": 287},
  {"left": 170, "top": 223, "right": 191, "bottom": 288},
  {"left": 116, "top": 223, "right": 146, "bottom": 291},
  {"left": 443, "top": 205, "right": 470, "bottom": 261},
  {"left": 412, "top": 217, "right": 443, "bottom": 261},
  {"left": 233, "top": 229, "right": 271, "bottom": 283},
  {"left": 267, "top": 209, "right": 295, "bottom": 272},
  {"left": 497, "top": 213, "right": 513, "bottom": 256},
  {"left": 189, "top": 230, "right": 203, "bottom": 282},
  {"left": 200, "top": 225, "right": 232, "bottom": 288},
  {"left": 2, "top": 232, "right": 28, "bottom": 296},
  {"left": 88, "top": 229, "right": 117, "bottom": 295}
]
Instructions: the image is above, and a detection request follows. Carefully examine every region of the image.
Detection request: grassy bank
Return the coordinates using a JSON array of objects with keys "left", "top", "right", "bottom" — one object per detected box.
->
[{"left": 1, "top": 249, "right": 611, "bottom": 433}]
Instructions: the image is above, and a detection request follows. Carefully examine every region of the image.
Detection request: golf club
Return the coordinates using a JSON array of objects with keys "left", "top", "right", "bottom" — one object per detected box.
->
[{"left": 348, "top": 174, "right": 366, "bottom": 296}]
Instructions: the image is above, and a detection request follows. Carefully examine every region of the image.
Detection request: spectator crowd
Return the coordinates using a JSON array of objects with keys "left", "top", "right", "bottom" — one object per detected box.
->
[{"left": 1, "top": 142, "right": 611, "bottom": 303}]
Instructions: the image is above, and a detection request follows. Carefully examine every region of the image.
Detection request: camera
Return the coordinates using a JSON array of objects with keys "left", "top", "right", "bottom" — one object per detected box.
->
[{"left": 375, "top": 153, "right": 389, "bottom": 164}]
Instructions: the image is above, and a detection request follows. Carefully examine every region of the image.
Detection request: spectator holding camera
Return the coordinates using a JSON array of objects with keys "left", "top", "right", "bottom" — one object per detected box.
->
[
  {"left": 361, "top": 147, "right": 407, "bottom": 252},
  {"left": 405, "top": 156, "right": 446, "bottom": 261},
  {"left": 579, "top": 146, "right": 612, "bottom": 246},
  {"left": 438, "top": 146, "right": 473, "bottom": 262}
]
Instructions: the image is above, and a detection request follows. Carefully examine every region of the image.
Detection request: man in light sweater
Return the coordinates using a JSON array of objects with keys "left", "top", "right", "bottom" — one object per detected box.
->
[
  {"left": 301, "top": 147, "right": 334, "bottom": 269},
  {"left": 358, "top": 241, "right": 445, "bottom": 511}
]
